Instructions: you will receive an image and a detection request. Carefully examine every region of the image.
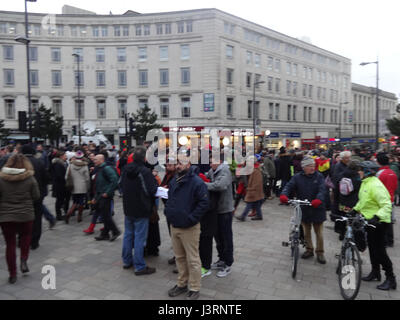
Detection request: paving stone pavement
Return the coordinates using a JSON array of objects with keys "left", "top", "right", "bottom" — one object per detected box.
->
[{"left": 0, "top": 195, "right": 399, "bottom": 300}]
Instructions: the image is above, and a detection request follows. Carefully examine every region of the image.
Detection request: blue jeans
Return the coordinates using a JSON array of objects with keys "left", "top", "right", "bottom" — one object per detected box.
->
[
  {"left": 42, "top": 204, "right": 55, "bottom": 223},
  {"left": 122, "top": 217, "right": 149, "bottom": 272},
  {"left": 241, "top": 200, "right": 263, "bottom": 219}
]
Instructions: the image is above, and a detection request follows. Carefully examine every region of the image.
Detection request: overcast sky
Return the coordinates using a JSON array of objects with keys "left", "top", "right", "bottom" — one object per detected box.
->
[{"left": 2, "top": 0, "right": 399, "bottom": 97}]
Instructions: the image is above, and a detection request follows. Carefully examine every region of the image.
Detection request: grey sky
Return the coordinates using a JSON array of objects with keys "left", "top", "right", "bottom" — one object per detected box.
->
[{"left": 1, "top": 0, "right": 399, "bottom": 97}]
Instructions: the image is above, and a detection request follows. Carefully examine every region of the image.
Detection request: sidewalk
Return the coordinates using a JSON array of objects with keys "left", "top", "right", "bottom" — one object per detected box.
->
[{"left": 0, "top": 196, "right": 398, "bottom": 300}]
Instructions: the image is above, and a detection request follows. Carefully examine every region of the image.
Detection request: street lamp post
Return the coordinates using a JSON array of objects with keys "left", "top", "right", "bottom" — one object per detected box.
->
[
  {"left": 14, "top": 0, "right": 37, "bottom": 143},
  {"left": 253, "top": 79, "right": 265, "bottom": 155},
  {"left": 72, "top": 53, "right": 81, "bottom": 145},
  {"left": 360, "top": 60, "right": 379, "bottom": 151},
  {"left": 338, "top": 101, "right": 349, "bottom": 144}
]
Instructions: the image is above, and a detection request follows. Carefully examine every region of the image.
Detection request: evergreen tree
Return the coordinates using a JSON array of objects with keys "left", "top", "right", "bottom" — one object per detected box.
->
[
  {"left": 386, "top": 118, "right": 400, "bottom": 137},
  {"left": 0, "top": 120, "right": 10, "bottom": 144},
  {"left": 131, "top": 104, "right": 162, "bottom": 145},
  {"left": 32, "top": 103, "right": 63, "bottom": 144}
]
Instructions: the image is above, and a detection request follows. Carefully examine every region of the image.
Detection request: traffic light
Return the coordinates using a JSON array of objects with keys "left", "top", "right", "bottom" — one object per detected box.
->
[
  {"left": 72, "top": 125, "right": 77, "bottom": 135},
  {"left": 129, "top": 117, "right": 135, "bottom": 133},
  {"left": 18, "top": 111, "right": 27, "bottom": 131}
]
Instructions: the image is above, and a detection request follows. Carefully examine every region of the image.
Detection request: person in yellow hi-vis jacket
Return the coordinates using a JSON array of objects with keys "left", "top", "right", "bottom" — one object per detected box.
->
[{"left": 353, "top": 161, "right": 397, "bottom": 291}]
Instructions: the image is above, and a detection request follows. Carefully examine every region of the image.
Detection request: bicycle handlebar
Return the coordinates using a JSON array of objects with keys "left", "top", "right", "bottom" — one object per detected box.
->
[
  {"left": 333, "top": 214, "right": 376, "bottom": 229},
  {"left": 288, "top": 199, "right": 311, "bottom": 206}
]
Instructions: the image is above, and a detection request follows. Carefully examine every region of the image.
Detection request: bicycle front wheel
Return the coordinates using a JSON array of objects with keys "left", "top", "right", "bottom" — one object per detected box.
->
[
  {"left": 291, "top": 244, "right": 299, "bottom": 279},
  {"left": 337, "top": 243, "right": 362, "bottom": 300}
]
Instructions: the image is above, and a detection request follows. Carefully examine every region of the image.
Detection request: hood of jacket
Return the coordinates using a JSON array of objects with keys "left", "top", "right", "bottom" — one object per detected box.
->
[
  {"left": 71, "top": 159, "right": 87, "bottom": 168},
  {"left": 52, "top": 158, "right": 65, "bottom": 166},
  {"left": 0, "top": 167, "right": 34, "bottom": 181}
]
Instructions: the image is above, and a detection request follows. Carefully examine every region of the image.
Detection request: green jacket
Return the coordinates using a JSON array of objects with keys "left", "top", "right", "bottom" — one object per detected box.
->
[
  {"left": 353, "top": 176, "right": 392, "bottom": 223},
  {"left": 389, "top": 162, "right": 400, "bottom": 194},
  {"left": 95, "top": 163, "right": 119, "bottom": 201}
]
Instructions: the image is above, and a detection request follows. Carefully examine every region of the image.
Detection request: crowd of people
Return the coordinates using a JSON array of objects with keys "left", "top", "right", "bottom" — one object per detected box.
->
[{"left": 0, "top": 141, "right": 398, "bottom": 296}]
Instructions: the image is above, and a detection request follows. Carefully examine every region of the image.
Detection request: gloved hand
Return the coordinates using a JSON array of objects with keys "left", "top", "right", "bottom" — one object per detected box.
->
[
  {"left": 311, "top": 199, "right": 322, "bottom": 208},
  {"left": 198, "top": 173, "right": 210, "bottom": 183},
  {"left": 367, "top": 215, "right": 381, "bottom": 226},
  {"left": 280, "top": 194, "right": 289, "bottom": 204}
]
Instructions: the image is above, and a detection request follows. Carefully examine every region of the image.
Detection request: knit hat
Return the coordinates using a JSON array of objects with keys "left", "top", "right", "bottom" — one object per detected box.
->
[
  {"left": 301, "top": 156, "right": 315, "bottom": 168},
  {"left": 75, "top": 150, "right": 84, "bottom": 159}
]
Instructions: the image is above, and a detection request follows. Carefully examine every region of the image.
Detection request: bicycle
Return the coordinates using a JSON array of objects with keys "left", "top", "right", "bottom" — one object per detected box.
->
[
  {"left": 282, "top": 199, "right": 311, "bottom": 279},
  {"left": 332, "top": 212, "right": 376, "bottom": 300}
]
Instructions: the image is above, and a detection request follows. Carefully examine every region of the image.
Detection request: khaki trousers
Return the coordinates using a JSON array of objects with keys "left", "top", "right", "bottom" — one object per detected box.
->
[
  {"left": 302, "top": 222, "right": 324, "bottom": 255},
  {"left": 171, "top": 224, "right": 202, "bottom": 292}
]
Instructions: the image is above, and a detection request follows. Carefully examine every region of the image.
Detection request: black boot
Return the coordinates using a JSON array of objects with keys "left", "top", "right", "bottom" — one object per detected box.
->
[
  {"left": 377, "top": 276, "right": 397, "bottom": 291},
  {"left": 362, "top": 270, "right": 381, "bottom": 282},
  {"left": 20, "top": 259, "right": 29, "bottom": 273}
]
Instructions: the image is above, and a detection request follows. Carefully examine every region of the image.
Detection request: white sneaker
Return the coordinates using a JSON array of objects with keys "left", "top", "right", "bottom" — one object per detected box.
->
[
  {"left": 211, "top": 260, "right": 225, "bottom": 270},
  {"left": 201, "top": 268, "right": 212, "bottom": 278},
  {"left": 216, "top": 266, "right": 232, "bottom": 278}
]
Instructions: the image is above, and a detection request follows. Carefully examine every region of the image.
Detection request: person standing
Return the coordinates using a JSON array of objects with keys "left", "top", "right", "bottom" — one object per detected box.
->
[
  {"left": 262, "top": 151, "right": 276, "bottom": 200},
  {"left": 354, "top": 161, "right": 397, "bottom": 291},
  {"left": 237, "top": 156, "right": 265, "bottom": 221},
  {"left": 277, "top": 147, "right": 292, "bottom": 196},
  {"left": 376, "top": 153, "right": 398, "bottom": 248},
  {"left": 280, "top": 156, "right": 327, "bottom": 264},
  {"left": 204, "top": 154, "right": 234, "bottom": 278},
  {"left": 21, "top": 145, "right": 49, "bottom": 250},
  {"left": 64, "top": 151, "right": 90, "bottom": 224},
  {"left": 51, "top": 151, "right": 68, "bottom": 221},
  {"left": 92, "top": 154, "right": 121, "bottom": 241},
  {"left": 165, "top": 159, "right": 209, "bottom": 300},
  {"left": 120, "top": 146, "right": 158, "bottom": 275},
  {"left": 0, "top": 154, "right": 40, "bottom": 284}
]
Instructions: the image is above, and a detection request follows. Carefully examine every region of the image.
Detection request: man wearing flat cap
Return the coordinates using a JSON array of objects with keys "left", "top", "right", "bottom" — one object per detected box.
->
[{"left": 279, "top": 156, "right": 328, "bottom": 264}]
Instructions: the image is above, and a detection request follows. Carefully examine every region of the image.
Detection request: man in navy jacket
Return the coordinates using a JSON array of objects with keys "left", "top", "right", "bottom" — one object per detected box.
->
[{"left": 165, "top": 159, "right": 209, "bottom": 300}]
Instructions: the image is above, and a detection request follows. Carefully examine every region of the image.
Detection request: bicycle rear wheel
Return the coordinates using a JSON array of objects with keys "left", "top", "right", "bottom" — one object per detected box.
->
[
  {"left": 291, "top": 244, "right": 299, "bottom": 279},
  {"left": 337, "top": 243, "right": 362, "bottom": 300}
]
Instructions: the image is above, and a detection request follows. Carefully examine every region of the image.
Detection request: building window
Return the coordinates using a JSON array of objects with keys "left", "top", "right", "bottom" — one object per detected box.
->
[
  {"left": 267, "top": 56, "right": 273, "bottom": 70},
  {"left": 165, "top": 23, "right": 171, "bottom": 34},
  {"left": 317, "top": 87, "right": 321, "bottom": 100},
  {"left": 74, "top": 71, "right": 84, "bottom": 87},
  {"left": 293, "top": 105, "right": 297, "bottom": 121},
  {"left": 139, "top": 70, "right": 148, "bottom": 87},
  {"left": 29, "top": 47, "right": 38, "bottom": 61},
  {"left": 52, "top": 99, "right": 62, "bottom": 116},
  {"left": 303, "top": 106, "right": 307, "bottom": 122},
  {"left": 255, "top": 74, "right": 261, "bottom": 88},
  {"left": 308, "top": 67, "right": 313, "bottom": 80},
  {"left": 136, "top": 25, "right": 142, "bottom": 36},
  {"left": 73, "top": 48, "right": 83, "bottom": 61},
  {"left": 57, "top": 25, "right": 64, "bottom": 36},
  {"left": 51, "top": 47, "right": 61, "bottom": 62},
  {"left": 96, "top": 48, "right": 105, "bottom": 62},
  {"left": 186, "top": 21, "right": 193, "bottom": 32},
  {"left": 75, "top": 100, "right": 84, "bottom": 119},
  {"left": 286, "top": 62, "right": 291, "bottom": 75},
  {"left": 275, "top": 103, "right": 280, "bottom": 120},
  {"left": 51, "top": 70, "right": 62, "bottom": 87},
  {"left": 308, "top": 107, "right": 312, "bottom": 122},
  {"left": 181, "top": 68, "right": 190, "bottom": 85},
  {"left": 117, "top": 48, "right": 126, "bottom": 62},
  {"left": 287, "top": 105, "right": 291, "bottom": 121},
  {"left": 118, "top": 70, "right": 127, "bottom": 87},
  {"left": 8, "top": 23, "right": 16, "bottom": 34},
  {"left": 322, "top": 108, "right": 326, "bottom": 123},
  {"left": 246, "top": 51, "right": 253, "bottom": 64},
  {"left": 181, "top": 97, "right": 190, "bottom": 117},
  {"left": 227, "top": 97, "right": 234, "bottom": 117},
  {"left": 156, "top": 24, "right": 163, "bottom": 35},
  {"left": 247, "top": 101, "right": 252, "bottom": 119},
  {"left": 293, "top": 64, "right": 298, "bottom": 77},
  {"left": 275, "top": 78, "right": 280, "bottom": 93},
  {"left": 96, "top": 70, "right": 106, "bottom": 87},
  {"left": 4, "top": 69, "right": 14, "bottom": 86},
  {"left": 293, "top": 81, "right": 297, "bottom": 96},
  {"left": 226, "top": 45, "right": 233, "bottom": 59},
  {"left": 181, "top": 44, "right": 190, "bottom": 60},
  {"left": 0, "top": 23, "right": 7, "bottom": 34},
  {"left": 3, "top": 45, "right": 13, "bottom": 60},
  {"left": 268, "top": 77, "right": 273, "bottom": 92},
  {"left": 97, "top": 100, "right": 106, "bottom": 119},
  {"left": 139, "top": 98, "right": 148, "bottom": 109},
  {"left": 302, "top": 84, "right": 307, "bottom": 97},
  {"left": 31, "top": 99, "right": 39, "bottom": 113},
  {"left": 101, "top": 26, "right": 108, "bottom": 37},
  {"left": 160, "top": 46, "right": 168, "bottom": 60},
  {"left": 160, "top": 69, "right": 169, "bottom": 86},
  {"left": 286, "top": 80, "right": 292, "bottom": 96},
  {"left": 144, "top": 24, "right": 150, "bottom": 35},
  {"left": 308, "top": 85, "right": 313, "bottom": 99},
  {"left": 139, "top": 47, "right": 147, "bottom": 61},
  {"left": 30, "top": 70, "right": 39, "bottom": 86},
  {"left": 5, "top": 99, "right": 15, "bottom": 119},
  {"left": 227, "top": 68, "right": 234, "bottom": 85},
  {"left": 118, "top": 99, "right": 127, "bottom": 118},
  {"left": 114, "top": 26, "right": 121, "bottom": 37},
  {"left": 122, "top": 25, "right": 129, "bottom": 36},
  {"left": 274, "top": 59, "right": 281, "bottom": 73},
  {"left": 318, "top": 108, "right": 321, "bottom": 122},
  {"left": 178, "top": 22, "right": 185, "bottom": 33},
  {"left": 246, "top": 73, "right": 252, "bottom": 88},
  {"left": 92, "top": 26, "right": 99, "bottom": 37},
  {"left": 255, "top": 54, "right": 261, "bottom": 67},
  {"left": 269, "top": 103, "right": 274, "bottom": 120},
  {"left": 160, "top": 98, "right": 169, "bottom": 118},
  {"left": 80, "top": 26, "right": 87, "bottom": 37}
]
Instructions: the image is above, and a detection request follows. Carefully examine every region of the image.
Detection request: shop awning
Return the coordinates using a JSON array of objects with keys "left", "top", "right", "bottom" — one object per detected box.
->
[{"left": 6, "top": 134, "right": 30, "bottom": 140}]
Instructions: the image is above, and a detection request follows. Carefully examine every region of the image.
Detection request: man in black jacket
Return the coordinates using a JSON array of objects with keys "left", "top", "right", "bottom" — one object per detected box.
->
[
  {"left": 165, "top": 157, "right": 209, "bottom": 300},
  {"left": 121, "top": 146, "right": 158, "bottom": 275},
  {"left": 21, "top": 144, "right": 49, "bottom": 250}
]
